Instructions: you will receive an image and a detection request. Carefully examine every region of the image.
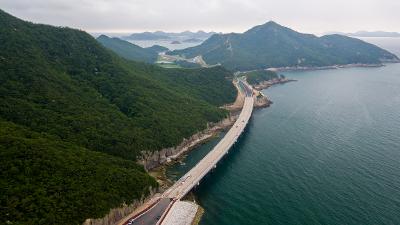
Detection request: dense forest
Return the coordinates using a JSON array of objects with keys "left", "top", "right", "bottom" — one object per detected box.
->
[
  {"left": 0, "top": 9, "right": 236, "bottom": 225},
  {"left": 169, "top": 21, "right": 399, "bottom": 71},
  {"left": 0, "top": 120, "right": 157, "bottom": 224}
]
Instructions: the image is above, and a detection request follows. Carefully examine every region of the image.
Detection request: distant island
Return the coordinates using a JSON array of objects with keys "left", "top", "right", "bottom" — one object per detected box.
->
[
  {"left": 170, "top": 40, "right": 181, "bottom": 44},
  {"left": 169, "top": 21, "right": 399, "bottom": 71},
  {"left": 124, "top": 31, "right": 171, "bottom": 40},
  {"left": 182, "top": 38, "right": 203, "bottom": 43},
  {"left": 338, "top": 31, "right": 400, "bottom": 38},
  {"left": 123, "top": 30, "right": 216, "bottom": 41}
]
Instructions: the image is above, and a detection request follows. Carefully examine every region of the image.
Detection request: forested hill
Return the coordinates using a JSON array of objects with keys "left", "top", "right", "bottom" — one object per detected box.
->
[
  {"left": 0, "top": 9, "right": 236, "bottom": 225},
  {"left": 169, "top": 21, "right": 400, "bottom": 71},
  {"left": 97, "top": 35, "right": 168, "bottom": 63}
]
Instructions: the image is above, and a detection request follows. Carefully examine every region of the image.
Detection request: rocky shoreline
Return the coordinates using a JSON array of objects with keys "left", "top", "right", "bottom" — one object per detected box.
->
[
  {"left": 94, "top": 79, "right": 274, "bottom": 225},
  {"left": 268, "top": 63, "right": 386, "bottom": 72},
  {"left": 138, "top": 78, "right": 273, "bottom": 173},
  {"left": 140, "top": 80, "right": 274, "bottom": 193},
  {"left": 138, "top": 80, "right": 247, "bottom": 172},
  {"left": 252, "top": 78, "right": 297, "bottom": 91},
  {"left": 85, "top": 61, "right": 398, "bottom": 225},
  {"left": 84, "top": 81, "right": 244, "bottom": 225},
  {"left": 138, "top": 115, "right": 238, "bottom": 171},
  {"left": 83, "top": 187, "right": 158, "bottom": 225}
]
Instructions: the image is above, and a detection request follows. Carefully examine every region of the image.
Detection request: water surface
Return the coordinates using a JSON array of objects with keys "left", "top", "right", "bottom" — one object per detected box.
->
[
  {"left": 167, "top": 38, "right": 400, "bottom": 224},
  {"left": 168, "top": 63, "right": 400, "bottom": 225},
  {"left": 127, "top": 39, "right": 202, "bottom": 50}
]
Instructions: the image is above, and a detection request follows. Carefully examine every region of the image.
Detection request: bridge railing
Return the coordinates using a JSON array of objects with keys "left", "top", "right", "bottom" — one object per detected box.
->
[{"left": 171, "top": 96, "right": 254, "bottom": 199}]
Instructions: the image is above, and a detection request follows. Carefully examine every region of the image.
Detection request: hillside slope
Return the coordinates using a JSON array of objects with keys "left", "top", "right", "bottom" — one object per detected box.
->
[
  {"left": 0, "top": 9, "right": 236, "bottom": 225},
  {"left": 0, "top": 120, "right": 157, "bottom": 225},
  {"left": 169, "top": 21, "right": 399, "bottom": 71}
]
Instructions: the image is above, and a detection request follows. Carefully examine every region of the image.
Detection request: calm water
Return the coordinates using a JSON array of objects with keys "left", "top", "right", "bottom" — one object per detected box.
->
[
  {"left": 359, "top": 37, "right": 400, "bottom": 57},
  {"left": 167, "top": 41, "right": 400, "bottom": 225},
  {"left": 127, "top": 39, "right": 202, "bottom": 50}
]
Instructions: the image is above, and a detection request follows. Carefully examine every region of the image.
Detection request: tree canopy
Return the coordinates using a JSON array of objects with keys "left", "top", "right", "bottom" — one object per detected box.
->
[{"left": 0, "top": 9, "right": 236, "bottom": 225}]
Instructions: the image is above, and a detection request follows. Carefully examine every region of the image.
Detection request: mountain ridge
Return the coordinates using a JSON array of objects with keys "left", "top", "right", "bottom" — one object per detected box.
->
[{"left": 169, "top": 21, "right": 399, "bottom": 71}]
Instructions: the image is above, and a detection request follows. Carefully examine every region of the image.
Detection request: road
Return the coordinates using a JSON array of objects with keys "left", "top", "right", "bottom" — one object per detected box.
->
[
  {"left": 119, "top": 80, "right": 254, "bottom": 225},
  {"left": 122, "top": 198, "right": 172, "bottom": 225}
]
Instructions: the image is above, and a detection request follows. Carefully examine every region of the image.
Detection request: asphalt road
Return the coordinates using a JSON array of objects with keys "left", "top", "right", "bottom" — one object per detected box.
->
[
  {"left": 238, "top": 79, "right": 253, "bottom": 97},
  {"left": 124, "top": 198, "right": 172, "bottom": 225}
]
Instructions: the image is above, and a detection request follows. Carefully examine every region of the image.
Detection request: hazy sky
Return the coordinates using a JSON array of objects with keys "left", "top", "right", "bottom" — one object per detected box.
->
[{"left": 1, "top": 0, "right": 399, "bottom": 34}]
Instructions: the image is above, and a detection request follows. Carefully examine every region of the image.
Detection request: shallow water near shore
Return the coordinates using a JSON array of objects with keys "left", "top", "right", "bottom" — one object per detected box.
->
[{"left": 167, "top": 62, "right": 400, "bottom": 225}]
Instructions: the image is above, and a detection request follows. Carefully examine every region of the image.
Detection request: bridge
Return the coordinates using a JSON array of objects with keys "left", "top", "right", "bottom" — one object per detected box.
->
[
  {"left": 120, "top": 80, "right": 254, "bottom": 225},
  {"left": 163, "top": 92, "right": 253, "bottom": 199}
]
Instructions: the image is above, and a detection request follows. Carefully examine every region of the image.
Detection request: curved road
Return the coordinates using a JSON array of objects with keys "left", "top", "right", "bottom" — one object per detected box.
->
[{"left": 123, "top": 198, "right": 172, "bottom": 225}]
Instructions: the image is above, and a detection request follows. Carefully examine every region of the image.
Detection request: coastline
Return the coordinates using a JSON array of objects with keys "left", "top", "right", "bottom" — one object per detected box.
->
[
  {"left": 85, "top": 74, "right": 288, "bottom": 225},
  {"left": 235, "top": 62, "right": 400, "bottom": 76},
  {"left": 97, "top": 79, "right": 274, "bottom": 225},
  {"left": 146, "top": 78, "right": 276, "bottom": 221},
  {"left": 169, "top": 62, "right": 400, "bottom": 225},
  {"left": 83, "top": 60, "right": 397, "bottom": 225},
  {"left": 138, "top": 79, "right": 246, "bottom": 173},
  {"left": 142, "top": 79, "right": 273, "bottom": 224},
  {"left": 92, "top": 80, "right": 246, "bottom": 225},
  {"left": 144, "top": 79, "right": 250, "bottom": 188},
  {"left": 252, "top": 78, "right": 297, "bottom": 91},
  {"left": 268, "top": 62, "right": 390, "bottom": 72}
]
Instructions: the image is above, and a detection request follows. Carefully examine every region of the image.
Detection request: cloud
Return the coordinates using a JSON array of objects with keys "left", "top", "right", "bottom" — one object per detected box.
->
[{"left": 0, "top": 0, "right": 399, "bottom": 34}]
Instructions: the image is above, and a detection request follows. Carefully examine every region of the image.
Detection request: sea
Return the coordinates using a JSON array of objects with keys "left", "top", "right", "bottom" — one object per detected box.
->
[
  {"left": 166, "top": 37, "right": 400, "bottom": 225},
  {"left": 90, "top": 32, "right": 203, "bottom": 50},
  {"left": 127, "top": 39, "right": 202, "bottom": 50}
]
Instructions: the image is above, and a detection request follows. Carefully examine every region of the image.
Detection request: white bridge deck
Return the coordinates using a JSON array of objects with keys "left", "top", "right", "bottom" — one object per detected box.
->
[{"left": 164, "top": 94, "right": 254, "bottom": 200}]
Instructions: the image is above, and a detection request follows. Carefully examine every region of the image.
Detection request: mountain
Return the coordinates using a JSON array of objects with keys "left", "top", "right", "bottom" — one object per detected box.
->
[
  {"left": 123, "top": 30, "right": 216, "bottom": 41},
  {"left": 169, "top": 21, "right": 399, "bottom": 71},
  {"left": 0, "top": 9, "right": 236, "bottom": 225},
  {"left": 346, "top": 31, "right": 400, "bottom": 37},
  {"left": 97, "top": 35, "right": 168, "bottom": 63},
  {"left": 124, "top": 31, "right": 170, "bottom": 40},
  {"left": 177, "top": 30, "right": 216, "bottom": 39},
  {"left": 146, "top": 44, "right": 169, "bottom": 53}
]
